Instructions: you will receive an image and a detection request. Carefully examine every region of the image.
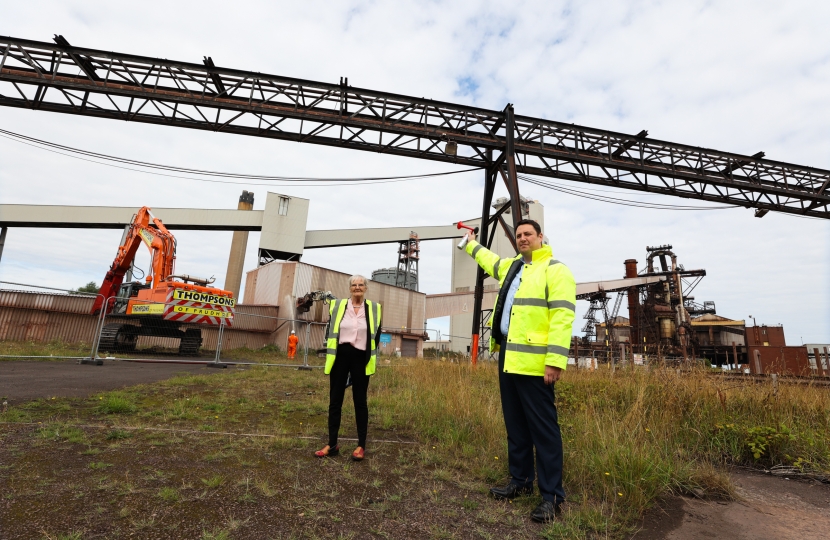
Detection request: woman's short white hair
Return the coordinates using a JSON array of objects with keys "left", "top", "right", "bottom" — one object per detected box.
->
[{"left": 349, "top": 274, "right": 368, "bottom": 288}]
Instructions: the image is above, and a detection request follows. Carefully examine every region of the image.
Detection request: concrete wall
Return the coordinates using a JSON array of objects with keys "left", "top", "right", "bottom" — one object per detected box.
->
[{"left": 259, "top": 192, "right": 310, "bottom": 259}]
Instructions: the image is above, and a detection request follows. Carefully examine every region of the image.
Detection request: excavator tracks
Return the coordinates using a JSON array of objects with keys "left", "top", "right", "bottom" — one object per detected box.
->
[
  {"left": 97, "top": 323, "right": 139, "bottom": 353},
  {"left": 178, "top": 328, "right": 203, "bottom": 356}
]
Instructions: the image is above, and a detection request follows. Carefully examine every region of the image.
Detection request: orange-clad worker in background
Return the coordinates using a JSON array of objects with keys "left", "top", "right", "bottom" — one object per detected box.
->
[{"left": 287, "top": 330, "right": 299, "bottom": 359}]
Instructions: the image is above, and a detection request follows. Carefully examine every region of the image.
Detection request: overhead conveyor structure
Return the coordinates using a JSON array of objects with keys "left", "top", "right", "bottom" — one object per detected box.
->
[
  {"left": 0, "top": 35, "right": 828, "bottom": 220},
  {"left": 0, "top": 200, "right": 464, "bottom": 259}
]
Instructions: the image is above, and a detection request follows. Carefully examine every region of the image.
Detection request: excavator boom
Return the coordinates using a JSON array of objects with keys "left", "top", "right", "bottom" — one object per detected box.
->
[{"left": 92, "top": 207, "right": 176, "bottom": 314}]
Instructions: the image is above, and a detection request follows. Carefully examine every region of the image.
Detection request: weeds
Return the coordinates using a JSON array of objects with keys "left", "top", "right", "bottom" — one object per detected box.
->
[
  {"left": 37, "top": 424, "right": 88, "bottom": 444},
  {"left": 97, "top": 392, "right": 137, "bottom": 415},
  {"left": 157, "top": 486, "right": 179, "bottom": 502},
  {"left": 105, "top": 429, "right": 132, "bottom": 440},
  {"left": 201, "top": 528, "right": 230, "bottom": 540},
  {"left": 370, "top": 362, "right": 830, "bottom": 535},
  {"left": 41, "top": 531, "right": 84, "bottom": 540},
  {"left": 201, "top": 475, "right": 225, "bottom": 488}
]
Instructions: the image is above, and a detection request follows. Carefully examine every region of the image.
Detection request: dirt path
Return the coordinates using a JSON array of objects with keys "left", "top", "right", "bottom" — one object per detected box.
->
[
  {"left": 0, "top": 359, "right": 229, "bottom": 402},
  {"left": 634, "top": 470, "right": 830, "bottom": 539}
]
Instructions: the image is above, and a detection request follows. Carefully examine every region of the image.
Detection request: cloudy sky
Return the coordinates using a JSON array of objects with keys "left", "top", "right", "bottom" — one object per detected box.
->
[{"left": 1, "top": 1, "right": 828, "bottom": 342}]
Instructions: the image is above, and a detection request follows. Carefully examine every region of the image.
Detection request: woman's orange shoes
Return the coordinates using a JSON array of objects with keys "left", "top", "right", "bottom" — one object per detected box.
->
[
  {"left": 313, "top": 445, "right": 364, "bottom": 460},
  {"left": 314, "top": 444, "right": 339, "bottom": 457}
]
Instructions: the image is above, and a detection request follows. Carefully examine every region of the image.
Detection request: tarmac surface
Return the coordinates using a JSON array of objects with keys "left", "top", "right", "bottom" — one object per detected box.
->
[
  {"left": 632, "top": 470, "right": 830, "bottom": 539},
  {"left": 0, "top": 359, "right": 229, "bottom": 403}
]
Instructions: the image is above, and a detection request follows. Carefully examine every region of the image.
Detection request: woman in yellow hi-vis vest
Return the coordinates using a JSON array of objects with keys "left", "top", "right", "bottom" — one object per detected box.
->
[{"left": 314, "top": 274, "right": 382, "bottom": 461}]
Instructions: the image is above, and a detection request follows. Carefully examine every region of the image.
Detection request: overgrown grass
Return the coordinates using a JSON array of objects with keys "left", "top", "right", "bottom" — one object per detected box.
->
[
  {"left": 0, "top": 339, "right": 92, "bottom": 360},
  {"left": 97, "top": 392, "right": 137, "bottom": 414},
  {"left": 3, "top": 359, "right": 828, "bottom": 538},
  {"left": 370, "top": 362, "right": 830, "bottom": 537}
]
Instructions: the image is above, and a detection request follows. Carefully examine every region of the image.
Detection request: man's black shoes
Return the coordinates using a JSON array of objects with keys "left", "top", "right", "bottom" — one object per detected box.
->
[
  {"left": 489, "top": 483, "right": 533, "bottom": 500},
  {"left": 530, "top": 500, "right": 562, "bottom": 523}
]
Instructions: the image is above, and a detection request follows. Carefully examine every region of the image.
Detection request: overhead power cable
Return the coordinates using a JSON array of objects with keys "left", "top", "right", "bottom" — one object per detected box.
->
[
  {"left": 2, "top": 127, "right": 822, "bottom": 218},
  {"left": 0, "top": 128, "right": 478, "bottom": 187},
  {"left": 517, "top": 173, "right": 738, "bottom": 211}
]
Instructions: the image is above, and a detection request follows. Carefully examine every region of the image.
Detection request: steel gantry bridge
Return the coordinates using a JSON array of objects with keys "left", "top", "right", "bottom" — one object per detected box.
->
[{"left": 1, "top": 35, "right": 829, "bottom": 362}]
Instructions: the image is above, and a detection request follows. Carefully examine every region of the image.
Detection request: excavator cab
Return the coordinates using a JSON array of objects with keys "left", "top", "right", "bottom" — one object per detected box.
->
[{"left": 112, "top": 280, "right": 151, "bottom": 315}]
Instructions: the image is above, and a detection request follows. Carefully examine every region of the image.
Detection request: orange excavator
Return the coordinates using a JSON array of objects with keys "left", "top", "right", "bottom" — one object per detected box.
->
[{"left": 91, "top": 207, "right": 235, "bottom": 356}]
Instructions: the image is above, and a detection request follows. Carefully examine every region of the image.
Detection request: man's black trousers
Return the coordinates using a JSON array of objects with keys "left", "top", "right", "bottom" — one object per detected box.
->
[
  {"left": 498, "top": 342, "right": 566, "bottom": 503},
  {"left": 328, "top": 342, "right": 370, "bottom": 448}
]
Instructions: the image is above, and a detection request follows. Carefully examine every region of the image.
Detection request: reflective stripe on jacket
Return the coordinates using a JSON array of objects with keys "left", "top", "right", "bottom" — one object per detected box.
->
[
  {"left": 324, "top": 299, "right": 382, "bottom": 376},
  {"left": 465, "top": 239, "right": 576, "bottom": 375}
]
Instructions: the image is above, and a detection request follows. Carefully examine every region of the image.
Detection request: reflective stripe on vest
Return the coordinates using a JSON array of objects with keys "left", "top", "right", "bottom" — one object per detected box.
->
[
  {"left": 328, "top": 299, "right": 347, "bottom": 339},
  {"left": 513, "top": 297, "right": 547, "bottom": 308},
  {"left": 505, "top": 342, "right": 570, "bottom": 356},
  {"left": 548, "top": 300, "right": 576, "bottom": 311},
  {"left": 511, "top": 298, "right": 575, "bottom": 311}
]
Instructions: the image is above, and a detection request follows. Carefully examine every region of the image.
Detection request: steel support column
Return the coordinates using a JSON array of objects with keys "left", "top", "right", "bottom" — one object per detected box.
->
[
  {"left": 0, "top": 227, "right": 7, "bottom": 265},
  {"left": 469, "top": 105, "right": 523, "bottom": 365},
  {"left": 504, "top": 104, "right": 523, "bottom": 230}
]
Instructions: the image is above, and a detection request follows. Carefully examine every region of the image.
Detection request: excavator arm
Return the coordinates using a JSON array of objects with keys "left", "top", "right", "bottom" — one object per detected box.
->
[{"left": 91, "top": 207, "right": 176, "bottom": 315}]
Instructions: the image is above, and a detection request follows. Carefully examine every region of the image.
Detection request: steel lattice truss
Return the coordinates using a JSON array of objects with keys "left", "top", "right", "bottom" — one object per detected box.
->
[{"left": 1, "top": 35, "right": 829, "bottom": 218}]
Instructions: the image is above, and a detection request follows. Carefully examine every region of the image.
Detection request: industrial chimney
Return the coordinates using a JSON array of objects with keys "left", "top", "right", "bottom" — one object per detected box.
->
[
  {"left": 625, "top": 259, "right": 639, "bottom": 351},
  {"left": 224, "top": 191, "right": 254, "bottom": 298}
]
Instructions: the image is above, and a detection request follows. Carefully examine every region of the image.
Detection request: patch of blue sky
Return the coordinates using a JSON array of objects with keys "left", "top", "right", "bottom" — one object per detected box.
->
[{"left": 456, "top": 76, "right": 480, "bottom": 98}]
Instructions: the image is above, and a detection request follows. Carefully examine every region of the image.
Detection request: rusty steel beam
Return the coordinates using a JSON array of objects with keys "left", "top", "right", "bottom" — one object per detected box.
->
[{"left": 1, "top": 35, "right": 829, "bottom": 218}]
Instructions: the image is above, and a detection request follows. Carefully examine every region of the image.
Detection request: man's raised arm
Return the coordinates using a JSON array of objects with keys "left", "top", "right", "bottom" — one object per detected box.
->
[{"left": 463, "top": 230, "right": 505, "bottom": 280}]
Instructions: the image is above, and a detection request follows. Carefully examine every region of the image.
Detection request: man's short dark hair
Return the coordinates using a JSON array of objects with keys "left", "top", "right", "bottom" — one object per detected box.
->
[{"left": 516, "top": 219, "right": 542, "bottom": 235}]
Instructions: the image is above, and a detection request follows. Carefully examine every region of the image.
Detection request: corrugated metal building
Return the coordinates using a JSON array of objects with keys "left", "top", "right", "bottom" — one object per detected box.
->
[
  {"left": 244, "top": 261, "right": 427, "bottom": 357},
  {"left": 0, "top": 289, "right": 294, "bottom": 353},
  {"left": 0, "top": 290, "right": 99, "bottom": 343}
]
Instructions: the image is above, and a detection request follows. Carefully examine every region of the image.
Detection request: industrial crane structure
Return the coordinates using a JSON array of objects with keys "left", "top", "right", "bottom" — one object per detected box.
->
[{"left": 1, "top": 34, "right": 828, "bottom": 362}]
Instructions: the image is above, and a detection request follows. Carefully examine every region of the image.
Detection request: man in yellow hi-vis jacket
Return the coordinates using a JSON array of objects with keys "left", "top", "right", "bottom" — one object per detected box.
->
[{"left": 462, "top": 218, "right": 575, "bottom": 522}]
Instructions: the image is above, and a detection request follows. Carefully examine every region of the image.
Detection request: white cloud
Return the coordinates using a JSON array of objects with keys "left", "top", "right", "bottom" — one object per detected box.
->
[{"left": 0, "top": 0, "right": 827, "bottom": 342}]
